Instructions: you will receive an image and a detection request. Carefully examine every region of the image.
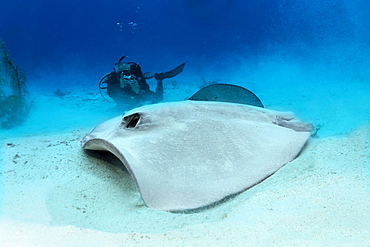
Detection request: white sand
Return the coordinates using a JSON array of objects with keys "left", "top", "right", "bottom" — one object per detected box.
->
[{"left": 0, "top": 82, "right": 369, "bottom": 246}]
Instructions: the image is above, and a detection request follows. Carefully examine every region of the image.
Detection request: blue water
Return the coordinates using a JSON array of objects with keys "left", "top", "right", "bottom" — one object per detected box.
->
[
  {"left": 0, "top": 0, "right": 369, "bottom": 227},
  {"left": 1, "top": 0, "right": 369, "bottom": 87}
]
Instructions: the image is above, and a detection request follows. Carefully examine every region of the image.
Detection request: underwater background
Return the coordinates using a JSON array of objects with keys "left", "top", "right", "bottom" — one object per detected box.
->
[
  {"left": 0, "top": 1, "right": 370, "bottom": 243},
  {"left": 0, "top": 0, "right": 369, "bottom": 137}
]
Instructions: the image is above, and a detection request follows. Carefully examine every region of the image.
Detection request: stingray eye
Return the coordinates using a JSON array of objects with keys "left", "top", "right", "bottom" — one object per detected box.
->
[{"left": 123, "top": 113, "right": 141, "bottom": 128}]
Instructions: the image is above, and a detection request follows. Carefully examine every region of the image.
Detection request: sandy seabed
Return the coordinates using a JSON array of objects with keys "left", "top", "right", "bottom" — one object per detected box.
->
[{"left": 0, "top": 85, "right": 369, "bottom": 247}]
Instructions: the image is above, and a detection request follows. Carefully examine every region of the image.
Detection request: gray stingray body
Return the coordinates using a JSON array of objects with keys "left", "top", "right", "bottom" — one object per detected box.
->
[{"left": 81, "top": 101, "right": 312, "bottom": 211}]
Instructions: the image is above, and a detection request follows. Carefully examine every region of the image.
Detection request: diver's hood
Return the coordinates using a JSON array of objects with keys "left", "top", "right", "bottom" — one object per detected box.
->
[{"left": 115, "top": 62, "right": 130, "bottom": 73}]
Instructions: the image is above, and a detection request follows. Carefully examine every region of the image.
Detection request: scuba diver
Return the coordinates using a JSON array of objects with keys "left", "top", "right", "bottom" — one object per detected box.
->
[{"left": 99, "top": 56, "right": 185, "bottom": 107}]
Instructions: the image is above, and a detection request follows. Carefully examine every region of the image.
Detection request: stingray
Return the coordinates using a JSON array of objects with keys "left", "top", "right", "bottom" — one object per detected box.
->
[
  {"left": 81, "top": 96, "right": 313, "bottom": 211},
  {"left": 189, "top": 83, "right": 264, "bottom": 107}
]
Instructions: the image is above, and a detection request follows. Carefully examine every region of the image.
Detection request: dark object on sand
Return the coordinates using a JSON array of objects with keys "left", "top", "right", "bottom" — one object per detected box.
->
[
  {"left": 0, "top": 41, "right": 31, "bottom": 129},
  {"left": 189, "top": 83, "right": 264, "bottom": 108}
]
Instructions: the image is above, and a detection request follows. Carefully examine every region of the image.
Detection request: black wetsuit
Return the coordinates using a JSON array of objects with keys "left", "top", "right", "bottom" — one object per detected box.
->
[{"left": 104, "top": 63, "right": 163, "bottom": 106}]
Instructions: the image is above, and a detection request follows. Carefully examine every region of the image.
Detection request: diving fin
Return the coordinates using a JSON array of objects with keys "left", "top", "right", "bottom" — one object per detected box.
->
[{"left": 154, "top": 63, "right": 186, "bottom": 81}]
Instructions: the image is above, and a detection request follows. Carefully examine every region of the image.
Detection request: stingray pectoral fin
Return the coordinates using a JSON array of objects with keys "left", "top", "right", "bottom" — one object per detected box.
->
[
  {"left": 189, "top": 83, "right": 264, "bottom": 108},
  {"left": 274, "top": 116, "right": 315, "bottom": 132}
]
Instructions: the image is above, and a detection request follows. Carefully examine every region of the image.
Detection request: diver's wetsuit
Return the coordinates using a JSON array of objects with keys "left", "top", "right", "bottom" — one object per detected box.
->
[{"left": 104, "top": 63, "right": 163, "bottom": 107}]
